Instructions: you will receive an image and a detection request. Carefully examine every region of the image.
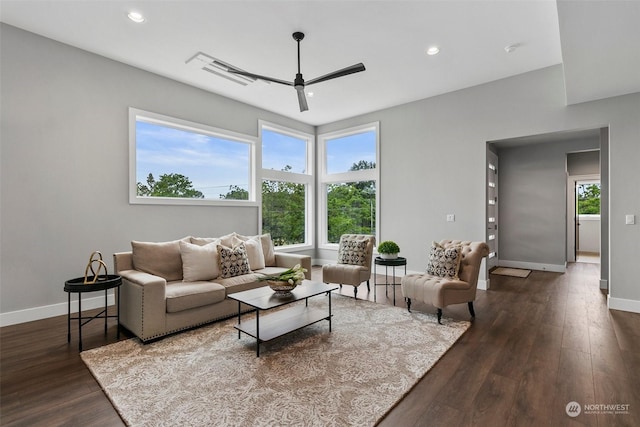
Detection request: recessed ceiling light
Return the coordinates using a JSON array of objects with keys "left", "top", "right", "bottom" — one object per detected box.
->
[
  {"left": 426, "top": 46, "right": 440, "bottom": 56},
  {"left": 127, "top": 11, "right": 145, "bottom": 23}
]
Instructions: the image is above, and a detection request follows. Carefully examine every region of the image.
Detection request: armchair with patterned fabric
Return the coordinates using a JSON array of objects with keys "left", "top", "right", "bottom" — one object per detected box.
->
[
  {"left": 401, "top": 240, "right": 489, "bottom": 324},
  {"left": 322, "top": 234, "right": 376, "bottom": 299}
]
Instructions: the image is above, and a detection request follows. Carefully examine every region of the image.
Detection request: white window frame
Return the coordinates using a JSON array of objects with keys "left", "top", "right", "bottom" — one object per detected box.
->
[
  {"left": 318, "top": 122, "right": 380, "bottom": 250},
  {"left": 129, "top": 108, "right": 258, "bottom": 206},
  {"left": 259, "top": 120, "right": 314, "bottom": 251}
]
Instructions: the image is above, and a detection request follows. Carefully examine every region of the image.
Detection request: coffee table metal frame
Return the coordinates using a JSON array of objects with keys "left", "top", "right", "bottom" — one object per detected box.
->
[{"left": 228, "top": 281, "right": 338, "bottom": 357}]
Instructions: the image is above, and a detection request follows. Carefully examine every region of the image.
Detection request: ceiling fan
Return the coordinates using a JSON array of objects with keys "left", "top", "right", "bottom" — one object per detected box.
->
[{"left": 228, "top": 32, "right": 365, "bottom": 112}]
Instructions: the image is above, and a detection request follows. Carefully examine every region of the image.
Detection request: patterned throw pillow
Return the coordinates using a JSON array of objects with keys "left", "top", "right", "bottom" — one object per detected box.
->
[
  {"left": 338, "top": 238, "right": 368, "bottom": 266},
  {"left": 426, "top": 242, "right": 462, "bottom": 279},
  {"left": 217, "top": 243, "right": 251, "bottom": 278}
]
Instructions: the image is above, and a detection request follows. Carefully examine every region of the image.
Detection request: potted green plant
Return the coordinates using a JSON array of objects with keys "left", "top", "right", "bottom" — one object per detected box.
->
[{"left": 378, "top": 240, "right": 400, "bottom": 259}]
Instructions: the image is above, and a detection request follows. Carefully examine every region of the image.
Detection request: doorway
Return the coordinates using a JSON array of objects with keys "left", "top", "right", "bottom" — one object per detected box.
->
[
  {"left": 566, "top": 171, "right": 601, "bottom": 264},
  {"left": 575, "top": 179, "right": 601, "bottom": 264}
]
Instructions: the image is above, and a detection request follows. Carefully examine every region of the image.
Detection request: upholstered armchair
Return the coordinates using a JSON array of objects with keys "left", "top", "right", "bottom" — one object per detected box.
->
[
  {"left": 401, "top": 240, "right": 489, "bottom": 324},
  {"left": 322, "top": 234, "right": 376, "bottom": 299}
]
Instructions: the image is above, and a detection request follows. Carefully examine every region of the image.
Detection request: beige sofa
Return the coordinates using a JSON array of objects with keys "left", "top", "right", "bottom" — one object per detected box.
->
[{"left": 113, "top": 233, "right": 311, "bottom": 342}]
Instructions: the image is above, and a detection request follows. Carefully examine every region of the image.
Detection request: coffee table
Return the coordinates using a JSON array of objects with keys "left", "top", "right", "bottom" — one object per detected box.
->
[{"left": 228, "top": 280, "right": 338, "bottom": 356}]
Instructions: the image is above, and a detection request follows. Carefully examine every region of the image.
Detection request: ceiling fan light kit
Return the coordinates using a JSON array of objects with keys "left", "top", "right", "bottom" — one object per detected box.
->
[{"left": 228, "top": 32, "right": 365, "bottom": 112}]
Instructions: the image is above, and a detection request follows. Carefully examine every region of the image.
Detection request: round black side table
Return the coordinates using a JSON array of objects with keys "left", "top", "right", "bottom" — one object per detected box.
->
[
  {"left": 374, "top": 256, "right": 407, "bottom": 305},
  {"left": 64, "top": 275, "right": 121, "bottom": 351}
]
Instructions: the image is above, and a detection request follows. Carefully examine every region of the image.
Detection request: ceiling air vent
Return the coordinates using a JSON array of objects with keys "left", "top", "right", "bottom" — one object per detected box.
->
[{"left": 186, "top": 52, "right": 263, "bottom": 86}]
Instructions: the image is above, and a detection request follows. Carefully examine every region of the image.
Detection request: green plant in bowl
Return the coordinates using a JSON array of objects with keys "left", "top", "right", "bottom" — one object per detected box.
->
[{"left": 378, "top": 241, "right": 400, "bottom": 259}]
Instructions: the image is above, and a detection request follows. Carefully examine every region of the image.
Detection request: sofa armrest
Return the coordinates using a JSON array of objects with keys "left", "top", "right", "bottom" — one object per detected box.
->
[
  {"left": 274, "top": 253, "right": 312, "bottom": 280},
  {"left": 118, "top": 269, "right": 167, "bottom": 341},
  {"left": 114, "top": 251, "right": 134, "bottom": 272}
]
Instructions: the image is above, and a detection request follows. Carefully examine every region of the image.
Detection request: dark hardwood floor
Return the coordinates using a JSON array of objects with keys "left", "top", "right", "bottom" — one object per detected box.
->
[{"left": 2, "top": 263, "right": 639, "bottom": 426}]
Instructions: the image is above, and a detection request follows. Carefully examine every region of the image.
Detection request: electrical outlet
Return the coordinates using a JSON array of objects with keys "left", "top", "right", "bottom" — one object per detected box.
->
[
  {"left": 446, "top": 214, "right": 455, "bottom": 222},
  {"left": 626, "top": 214, "right": 635, "bottom": 225}
]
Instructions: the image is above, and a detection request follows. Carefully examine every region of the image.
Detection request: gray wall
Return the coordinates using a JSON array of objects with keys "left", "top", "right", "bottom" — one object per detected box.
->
[
  {"left": 0, "top": 24, "right": 313, "bottom": 319},
  {"left": 317, "top": 67, "right": 639, "bottom": 311},
  {"left": 567, "top": 150, "right": 600, "bottom": 175},
  {"left": 497, "top": 139, "right": 599, "bottom": 268}
]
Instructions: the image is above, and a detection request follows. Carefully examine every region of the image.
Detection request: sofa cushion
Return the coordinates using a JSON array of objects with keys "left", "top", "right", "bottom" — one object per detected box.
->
[
  {"left": 237, "top": 233, "right": 276, "bottom": 267},
  {"left": 218, "top": 243, "right": 251, "bottom": 278},
  {"left": 165, "top": 281, "right": 226, "bottom": 313},
  {"left": 232, "top": 234, "right": 265, "bottom": 270},
  {"left": 131, "top": 237, "right": 189, "bottom": 282},
  {"left": 260, "top": 234, "right": 277, "bottom": 267},
  {"left": 426, "top": 241, "right": 462, "bottom": 279},
  {"left": 180, "top": 240, "right": 220, "bottom": 282},
  {"left": 190, "top": 236, "right": 221, "bottom": 247},
  {"left": 217, "top": 272, "right": 272, "bottom": 295}
]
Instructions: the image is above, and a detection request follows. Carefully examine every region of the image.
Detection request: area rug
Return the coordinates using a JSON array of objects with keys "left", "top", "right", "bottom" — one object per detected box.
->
[
  {"left": 491, "top": 267, "right": 532, "bottom": 278},
  {"left": 81, "top": 294, "right": 470, "bottom": 427}
]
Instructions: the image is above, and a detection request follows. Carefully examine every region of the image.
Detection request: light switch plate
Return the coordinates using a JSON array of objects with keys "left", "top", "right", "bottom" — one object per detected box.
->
[
  {"left": 446, "top": 214, "right": 455, "bottom": 222},
  {"left": 626, "top": 214, "right": 635, "bottom": 225}
]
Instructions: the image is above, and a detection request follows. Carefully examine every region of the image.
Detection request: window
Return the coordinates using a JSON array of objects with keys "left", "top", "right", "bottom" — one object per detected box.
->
[
  {"left": 129, "top": 108, "right": 257, "bottom": 206},
  {"left": 318, "top": 122, "right": 379, "bottom": 247},
  {"left": 260, "top": 121, "right": 314, "bottom": 248},
  {"left": 577, "top": 182, "right": 600, "bottom": 215}
]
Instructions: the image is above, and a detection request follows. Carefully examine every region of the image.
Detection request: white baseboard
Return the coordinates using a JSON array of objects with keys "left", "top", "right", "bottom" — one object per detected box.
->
[
  {"left": 0, "top": 292, "right": 115, "bottom": 327},
  {"left": 478, "top": 279, "right": 489, "bottom": 291},
  {"left": 608, "top": 295, "right": 640, "bottom": 314},
  {"left": 600, "top": 279, "right": 608, "bottom": 290},
  {"left": 498, "top": 260, "right": 566, "bottom": 273}
]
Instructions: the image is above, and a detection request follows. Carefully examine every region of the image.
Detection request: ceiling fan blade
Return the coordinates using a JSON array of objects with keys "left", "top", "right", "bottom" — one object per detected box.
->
[
  {"left": 296, "top": 87, "right": 309, "bottom": 112},
  {"left": 227, "top": 69, "right": 293, "bottom": 86},
  {"left": 306, "top": 63, "right": 366, "bottom": 86}
]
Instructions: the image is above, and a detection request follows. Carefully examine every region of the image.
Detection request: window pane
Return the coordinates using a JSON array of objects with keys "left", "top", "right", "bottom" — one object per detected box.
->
[
  {"left": 136, "top": 120, "right": 250, "bottom": 200},
  {"left": 262, "top": 128, "right": 307, "bottom": 174},
  {"left": 326, "top": 181, "right": 376, "bottom": 243},
  {"left": 262, "top": 180, "right": 306, "bottom": 246},
  {"left": 326, "top": 130, "right": 376, "bottom": 174},
  {"left": 577, "top": 183, "right": 600, "bottom": 214}
]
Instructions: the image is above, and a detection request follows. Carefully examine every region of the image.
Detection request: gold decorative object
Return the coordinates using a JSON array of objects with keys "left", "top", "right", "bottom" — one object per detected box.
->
[{"left": 83, "top": 251, "right": 108, "bottom": 284}]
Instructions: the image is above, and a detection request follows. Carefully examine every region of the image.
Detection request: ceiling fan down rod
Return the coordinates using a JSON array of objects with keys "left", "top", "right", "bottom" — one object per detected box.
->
[{"left": 293, "top": 32, "right": 305, "bottom": 88}]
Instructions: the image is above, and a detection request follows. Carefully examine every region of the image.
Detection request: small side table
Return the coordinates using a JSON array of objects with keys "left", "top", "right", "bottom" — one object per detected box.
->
[
  {"left": 64, "top": 275, "right": 121, "bottom": 351},
  {"left": 374, "top": 257, "right": 407, "bottom": 305}
]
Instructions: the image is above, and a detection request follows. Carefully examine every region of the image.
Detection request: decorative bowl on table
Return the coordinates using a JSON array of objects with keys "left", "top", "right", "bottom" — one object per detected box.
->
[
  {"left": 266, "top": 280, "right": 297, "bottom": 295},
  {"left": 259, "top": 264, "right": 307, "bottom": 296}
]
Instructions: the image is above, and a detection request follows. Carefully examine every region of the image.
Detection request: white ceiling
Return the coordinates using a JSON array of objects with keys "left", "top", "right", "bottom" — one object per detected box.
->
[{"left": 1, "top": 0, "right": 639, "bottom": 126}]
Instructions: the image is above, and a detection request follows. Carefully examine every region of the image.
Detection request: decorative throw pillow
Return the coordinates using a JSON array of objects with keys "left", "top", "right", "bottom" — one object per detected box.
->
[
  {"left": 217, "top": 243, "right": 251, "bottom": 278},
  {"left": 179, "top": 240, "right": 220, "bottom": 282},
  {"left": 260, "top": 233, "right": 277, "bottom": 267},
  {"left": 338, "top": 238, "right": 368, "bottom": 266},
  {"left": 426, "top": 241, "right": 462, "bottom": 279},
  {"left": 131, "top": 237, "right": 189, "bottom": 282},
  {"left": 190, "top": 236, "right": 221, "bottom": 247},
  {"left": 232, "top": 234, "right": 266, "bottom": 270}
]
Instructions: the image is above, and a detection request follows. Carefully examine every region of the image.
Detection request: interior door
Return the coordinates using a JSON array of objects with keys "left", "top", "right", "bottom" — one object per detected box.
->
[{"left": 487, "top": 151, "right": 498, "bottom": 270}]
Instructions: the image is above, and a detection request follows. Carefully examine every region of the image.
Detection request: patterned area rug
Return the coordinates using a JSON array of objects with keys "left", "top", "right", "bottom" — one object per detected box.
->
[{"left": 81, "top": 294, "right": 470, "bottom": 426}]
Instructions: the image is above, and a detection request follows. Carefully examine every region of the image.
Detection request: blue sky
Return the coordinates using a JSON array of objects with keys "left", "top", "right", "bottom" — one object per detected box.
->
[
  {"left": 136, "top": 121, "right": 250, "bottom": 199},
  {"left": 325, "top": 131, "right": 376, "bottom": 174}
]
